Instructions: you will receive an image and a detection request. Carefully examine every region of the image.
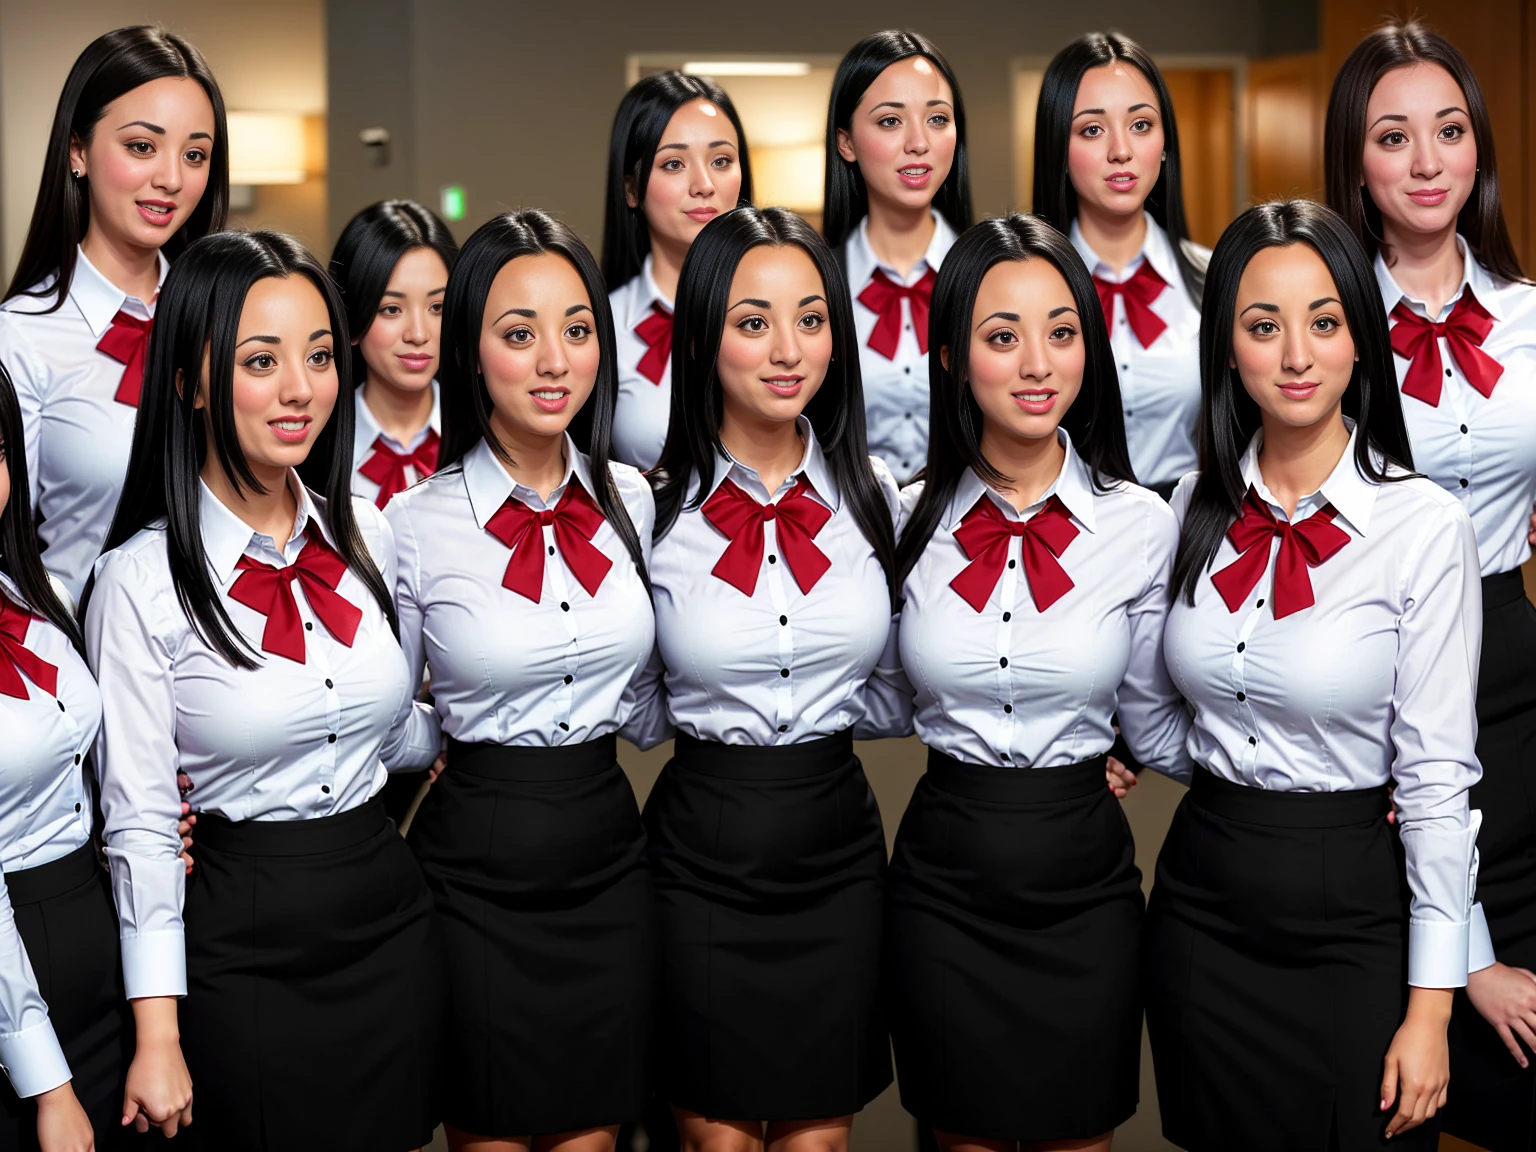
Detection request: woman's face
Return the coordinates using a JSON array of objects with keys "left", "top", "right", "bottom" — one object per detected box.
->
[
  {"left": 355, "top": 246, "right": 449, "bottom": 396},
  {"left": 72, "top": 76, "right": 216, "bottom": 255},
  {"left": 1066, "top": 63, "right": 1165, "bottom": 223},
  {"left": 1360, "top": 62, "right": 1477, "bottom": 242},
  {"left": 1231, "top": 243, "right": 1357, "bottom": 431},
  {"left": 716, "top": 244, "right": 831, "bottom": 429},
  {"left": 478, "top": 252, "right": 599, "bottom": 449},
  {"left": 836, "top": 56, "right": 957, "bottom": 216},
  {"left": 630, "top": 99, "right": 742, "bottom": 255}
]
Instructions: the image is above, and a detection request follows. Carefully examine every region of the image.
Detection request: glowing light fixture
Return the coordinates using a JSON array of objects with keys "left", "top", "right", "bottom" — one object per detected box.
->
[
  {"left": 683, "top": 61, "right": 811, "bottom": 77},
  {"left": 750, "top": 144, "right": 825, "bottom": 213},
  {"left": 226, "top": 112, "right": 307, "bottom": 185}
]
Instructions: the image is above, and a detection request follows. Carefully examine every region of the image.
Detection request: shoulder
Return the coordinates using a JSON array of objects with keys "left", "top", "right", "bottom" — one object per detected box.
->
[
  {"left": 606, "top": 459, "right": 655, "bottom": 537},
  {"left": 1167, "top": 470, "right": 1200, "bottom": 525},
  {"left": 867, "top": 455, "right": 902, "bottom": 519},
  {"left": 1380, "top": 466, "right": 1462, "bottom": 515},
  {"left": 91, "top": 525, "right": 171, "bottom": 594},
  {"left": 345, "top": 494, "right": 396, "bottom": 566},
  {"left": 898, "top": 478, "right": 926, "bottom": 519},
  {"left": 0, "top": 275, "right": 62, "bottom": 318},
  {"left": 389, "top": 462, "right": 462, "bottom": 515}
]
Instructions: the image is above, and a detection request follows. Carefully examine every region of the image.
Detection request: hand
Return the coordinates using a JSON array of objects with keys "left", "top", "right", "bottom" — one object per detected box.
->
[
  {"left": 1380, "top": 986, "right": 1452, "bottom": 1139},
  {"left": 1527, "top": 506, "right": 1535, "bottom": 548},
  {"left": 427, "top": 751, "right": 447, "bottom": 785},
  {"left": 122, "top": 999, "right": 193, "bottom": 1137},
  {"left": 1105, "top": 756, "right": 1138, "bottom": 799},
  {"left": 35, "top": 1082, "right": 94, "bottom": 1152},
  {"left": 1467, "top": 962, "right": 1536, "bottom": 1068},
  {"left": 177, "top": 773, "right": 196, "bottom": 874}
]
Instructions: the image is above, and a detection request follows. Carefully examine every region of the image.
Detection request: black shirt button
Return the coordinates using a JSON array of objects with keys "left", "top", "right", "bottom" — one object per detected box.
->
[
  {"left": 779, "top": 615, "right": 788, "bottom": 626},
  {"left": 1248, "top": 736, "right": 1257, "bottom": 745},
  {"left": 74, "top": 803, "right": 82, "bottom": 813},
  {"left": 778, "top": 724, "right": 788, "bottom": 732},
  {"left": 1460, "top": 424, "right": 1469, "bottom": 434},
  {"left": 325, "top": 679, "right": 334, "bottom": 689},
  {"left": 1459, "top": 477, "right": 1469, "bottom": 488},
  {"left": 904, "top": 412, "right": 912, "bottom": 419},
  {"left": 1002, "top": 611, "right": 1012, "bottom": 622},
  {"left": 304, "top": 622, "right": 313, "bottom": 631},
  {"left": 560, "top": 601, "right": 570, "bottom": 611},
  {"left": 74, "top": 754, "right": 81, "bottom": 765},
  {"left": 1256, "top": 598, "right": 1265, "bottom": 608},
  {"left": 1007, "top": 559, "right": 1016, "bottom": 569},
  {"left": 1446, "top": 368, "right": 1453, "bottom": 377},
  {"left": 327, "top": 733, "right": 337, "bottom": 744},
  {"left": 1003, "top": 704, "right": 1013, "bottom": 714},
  {"left": 779, "top": 668, "right": 790, "bottom": 678},
  {"left": 1236, "top": 691, "right": 1246, "bottom": 702},
  {"left": 999, "top": 657, "right": 1009, "bottom": 668},
  {"left": 1001, "top": 752, "right": 1012, "bottom": 761},
  {"left": 548, "top": 545, "right": 555, "bottom": 555},
  {"left": 768, "top": 555, "right": 777, "bottom": 564},
  {"left": 1126, "top": 409, "right": 1134, "bottom": 417},
  {"left": 321, "top": 785, "right": 330, "bottom": 794},
  {"left": 558, "top": 722, "right": 569, "bottom": 731},
  {"left": 1121, "top": 364, "right": 1129, "bottom": 372},
  {"left": 563, "top": 674, "right": 573, "bottom": 684},
  {"left": 57, "top": 700, "right": 65, "bottom": 712},
  {"left": 1236, "top": 642, "right": 1245, "bottom": 653},
  {"left": 904, "top": 366, "right": 911, "bottom": 375}
]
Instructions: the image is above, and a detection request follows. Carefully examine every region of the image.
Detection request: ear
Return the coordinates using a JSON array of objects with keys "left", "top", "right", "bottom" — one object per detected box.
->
[
  {"left": 624, "top": 174, "right": 640, "bottom": 211},
  {"left": 176, "top": 368, "right": 209, "bottom": 411},
  {"left": 939, "top": 344, "right": 950, "bottom": 373},
  {"left": 835, "top": 127, "right": 858, "bottom": 165},
  {"left": 68, "top": 134, "right": 87, "bottom": 179}
]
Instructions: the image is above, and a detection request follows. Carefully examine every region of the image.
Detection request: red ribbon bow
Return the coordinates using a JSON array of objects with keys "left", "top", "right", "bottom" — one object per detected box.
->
[
  {"left": 1389, "top": 292, "right": 1503, "bottom": 407},
  {"left": 0, "top": 596, "right": 58, "bottom": 700},
  {"left": 1093, "top": 261, "right": 1168, "bottom": 350},
  {"left": 1210, "top": 489, "right": 1351, "bottom": 619},
  {"left": 858, "top": 267, "right": 936, "bottom": 361},
  {"left": 97, "top": 311, "right": 153, "bottom": 407},
  {"left": 702, "top": 478, "right": 833, "bottom": 597},
  {"left": 358, "top": 430, "right": 440, "bottom": 509},
  {"left": 227, "top": 531, "right": 364, "bottom": 663},
  {"left": 484, "top": 481, "right": 612, "bottom": 603},
  {"left": 634, "top": 303, "right": 674, "bottom": 385},
  {"left": 950, "top": 495, "right": 1079, "bottom": 613}
]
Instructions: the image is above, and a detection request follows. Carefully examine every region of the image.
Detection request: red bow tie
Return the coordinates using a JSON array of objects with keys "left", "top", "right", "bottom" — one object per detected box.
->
[
  {"left": 702, "top": 478, "right": 832, "bottom": 597},
  {"left": 0, "top": 596, "right": 58, "bottom": 700},
  {"left": 950, "top": 495, "right": 1079, "bottom": 613},
  {"left": 485, "top": 481, "right": 612, "bottom": 603},
  {"left": 227, "top": 531, "right": 364, "bottom": 663},
  {"left": 358, "top": 430, "right": 440, "bottom": 509},
  {"left": 1389, "top": 292, "right": 1503, "bottom": 407},
  {"left": 634, "top": 303, "right": 674, "bottom": 385},
  {"left": 858, "top": 267, "right": 936, "bottom": 361},
  {"left": 1210, "top": 489, "right": 1351, "bottom": 619},
  {"left": 97, "top": 311, "right": 153, "bottom": 407},
  {"left": 1093, "top": 261, "right": 1168, "bottom": 350}
]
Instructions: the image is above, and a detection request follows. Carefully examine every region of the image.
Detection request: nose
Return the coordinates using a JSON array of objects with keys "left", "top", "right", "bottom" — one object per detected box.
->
[
  {"left": 904, "top": 117, "right": 931, "bottom": 156},
  {"left": 770, "top": 322, "right": 804, "bottom": 370},
  {"left": 403, "top": 303, "right": 430, "bottom": 346},
  {"left": 278, "top": 353, "right": 315, "bottom": 406},
  {"left": 538, "top": 328, "right": 570, "bottom": 378},
  {"left": 690, "top": 160, "right": 717, "bottom": 199},
  {"left": 1410, "top": 133, "right": 1443, "bottom": 181},
  {"left": 1106, "top": 124, "right": 1133, "bottom": 164},
  {"left": 1281, "top": 326, "right": 1314, "bottom": 375},
  {"left": 153, "top": 147, "right": 185, "bottom": 195},
  {"left": 1017, "top": 333, "right": 1052, "bottom": 382}
]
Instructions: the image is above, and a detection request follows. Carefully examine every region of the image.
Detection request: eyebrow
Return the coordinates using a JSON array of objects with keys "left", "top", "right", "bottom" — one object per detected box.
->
[
  {"left": 493, "top": 308, "right": 535, "bottom": 323},
  {"left": 729, "top": 297, "right": 772, "bottom": 309},
  {"left": 657, "top": 139, "right": 736, "bottom": 153},
  {"left": 978, "top": 311, "right": 1019, "bottom": 325},
  {"left": 1310, "top": 296, "right": 1340, "bottom": 309},
  {"left": 1073, "top": 103, "right": 1155, "bottom": 120},
  {"left": 310, "top": 328, "right": 331, "bottom": 340},
  {"left": 236, "top": 335, "right": 280, "bottom": 347},
  {"left": 798, "top": 294, "right": 825, "bottom": 307},
  {"left": 118, "top": 120, "right": 165, "bottom": 134},
  {"left": 566, "top": 304, "right": 593, "bottom": 316},
  {"left": 1239, "top": 302, "right": 1279, "bottom": 316},
  {"left": 1369, "top": 106, "right": 1468, "bottom": 130},
  {"left": 1049, "top": 305, "right": 1079, "bottom": 318},
  {"left": 382, "top": 288, "right": 447, "bottom": 298}
]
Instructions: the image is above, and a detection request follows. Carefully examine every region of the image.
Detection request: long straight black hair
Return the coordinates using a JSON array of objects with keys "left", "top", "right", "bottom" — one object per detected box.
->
[
  {"left": 1324, "top": 21, "right": 1526, "bottom": 282},
  {"left": 4, "top": 25, "right": 229, "bottom": 307},
  {"left": 94, "top": 231, "right": 391, "bottom": 668},
  {"left": 823, "top": 30, "right": 974, "bottom": 250},
  {"left": 0, "top": 365, "right": 80, "bottom": 651},
  {"left": 1172, "top": 200, "right": 1413, "bottom": 604},
  {"left": 652, "top": 206, "right": 898, "bottom": 602},
  {"left": 601, "top": 71, "right": 754, "bottom": 289},
  {"left": 896, "top": 214, "right": 1135, "bottom": 587},
  {"left": 437, "top": 210, "right": 649, "bottom": 587},
  {"left": 1032, "top": 31, "right": 1204, "bottom": 304},
  {"left": 329, "top": 199, "right": 460, "bottom": 386}
]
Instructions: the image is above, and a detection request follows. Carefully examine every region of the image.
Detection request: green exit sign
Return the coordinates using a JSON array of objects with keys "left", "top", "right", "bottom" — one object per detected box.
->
[{"left": 440, "top": 185, "right": 466, "bottom": 222}]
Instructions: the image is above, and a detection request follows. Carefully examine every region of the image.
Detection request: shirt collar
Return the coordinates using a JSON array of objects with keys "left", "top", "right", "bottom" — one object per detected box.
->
[
  {"left": 1238, "top": 420, "right": 1378, "bottom": 537},
  {"left": 69, "top": 246, "right": 168, "bottom": 337},
  {"left": 353, "top": 381, "right": 441, "bottom": 457},
  {"left": 1068, "top": 213, "right": 1178, "bottom": 285},
  {"left": 942, "top": 428, "right": 1098, "bottom": 532},
  {"left": 622, "top": 254, "right": 674, "bottom": 331},
  {"left": 463, "top": 433, "right": 593, "bottom": 529},
  {"left": 704, "top": 414, "right": 840, "bottom": 511},
  {"left": 1372, "top": 235, "right": 1503, "bottom": 324},
  {"left": 199, "top": 470, "right": 328, "bottom": 584},
  {"left": 846, "top": 211, "right": 957, "bottom": 291}
]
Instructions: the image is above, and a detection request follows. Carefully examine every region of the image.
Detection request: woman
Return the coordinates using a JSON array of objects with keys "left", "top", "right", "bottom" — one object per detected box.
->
[
  {"left": 823, "top": 30, "right": 972, "bottom": 485},
  {"left": 390, "top": 210, "right": 656, "bottom": 1152},
  {"left": 0, "top": 24, "right": 227, "bottom": 603},
  {"left": 601, "top": 71, "right": 752, "bottom": 471},
  {"left": 84, "top": 231, "right": 444, "bottom": 1151},
  {"left": 1326, "top": 24, "right": 1536, "bottom": 1150},
  {"left": 1145, "top": 200, "right": 1482, "bottom": 1150},
  {"left": 631, "top": 206, "right": 905, "bottom": 1152},
  {"left": 1033, "top": 31, "right": 1206, "bottom": 501},
  {"left": 888, "top": 214, "right": 1191, "bottom": 1152}
]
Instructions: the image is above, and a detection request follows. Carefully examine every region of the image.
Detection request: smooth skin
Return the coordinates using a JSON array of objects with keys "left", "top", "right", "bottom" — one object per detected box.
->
[
  {"left": 1067, "top": 63, "right": 1164, "bottom": 275},
  {"left": 1231, "top": 242, "right": 1453, "bottom": 1139},
  {"left": 357, "top": 246, "right": 450, "bottom": 446}
]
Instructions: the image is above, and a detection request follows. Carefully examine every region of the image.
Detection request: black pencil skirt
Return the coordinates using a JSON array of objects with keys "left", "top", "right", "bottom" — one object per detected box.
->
[
  {"left": 407, "top": 734, "right": 656, "bottom": 1137},
  {"left": 0, "top": 841, "right": 136, "bottom": 1150},
  {"left": 887, "top": 751, "right": 1142, "bottom": 1142},
  {"left": 643, "top": 730, "right": 891, "bottom": 1121},
  {"left": 1443, "top": 568, "right": 1536, "bottom": 1152},
  {"left": 179, "top": 798, "right": 445, "bottom": 1152},
  {"left": 1144, "top": 768, "right": 1436, "bottom": 1151}
]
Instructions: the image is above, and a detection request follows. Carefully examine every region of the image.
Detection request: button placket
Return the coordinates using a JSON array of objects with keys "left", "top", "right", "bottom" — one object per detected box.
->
[
  {"left": 763, "top": 517, "right": 795, "bottom": 735},
  {"left": 1230, "top": 542, "right": 1273, "bottom": 772},
  {"left": 993, "top": 534, "right": 1022, "bottom": 759},
  {"left": 292, "top": 585, "right": 342, "bottom": 798},
  {"left": 544, "top": 520, "right": 581, "bottom": 737}
]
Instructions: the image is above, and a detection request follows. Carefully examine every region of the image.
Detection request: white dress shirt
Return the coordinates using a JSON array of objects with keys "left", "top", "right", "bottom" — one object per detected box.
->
[
  {"left": 0, "top": 248, "right": 168, "bottom": 602},
  {"left": 350, "top": 381, "right": 441, "bottom": 507},
  {"left": 1070, "top": 215, "right": 1206, "bottom": 492},
  {"left": 86, "top": 476, "right": 440, "bottom": 1000},
  {"left": 1164, "top": 429, "right": 1485, "bottom": 987},
  {"left": 1375, "top": 239, "right": 1536, "bottom": 576},
  {"left": 897, "top": 432, "right": 1191, "bottom": 776},
  {"left": 629, "top": 418, "right": 908, "bottom": 748},
  {"left": 0, "top": 574, "right": 97, "bottom": 1097},
  {"left": 388, "top": 436, "right": 656, "bottom": 746},
  {"left": 845, "top": 213, "right": 958, "bottom": 484},
  {"left": 609, "top": 256, "right": 674, "bottom": 471}
]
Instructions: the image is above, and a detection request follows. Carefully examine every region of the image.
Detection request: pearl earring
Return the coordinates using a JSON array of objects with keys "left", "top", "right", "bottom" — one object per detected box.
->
[{"left": 72, "top": 169, "right": 81, "bottom": 178}]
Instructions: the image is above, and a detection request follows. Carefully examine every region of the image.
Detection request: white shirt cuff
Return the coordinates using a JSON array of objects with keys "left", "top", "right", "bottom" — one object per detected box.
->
[
  {"left": 1469, "top": 903, "right": 1497, "bottom": 974},
  {"left": 121, "top": 929, "right": 187, "bottom": 1000},
  {"left": 0, "top": 1019, "right": 70, "bottom": 1098},
  {"left": 1408, "top": 917, "right": 1471, "bottom": 988}
]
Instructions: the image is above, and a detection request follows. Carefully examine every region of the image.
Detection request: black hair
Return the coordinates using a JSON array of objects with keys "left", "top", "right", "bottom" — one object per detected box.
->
[
  {"left": 651, "top": 206, "right": 898, "bottom": 603},
  {"left": 94, "top": 231, "right": 392, "bottom": 669},
  {"left": 437, "top": 210, "right": 649, "bottom": 588},
  {"left": 1172, "top": 200, "right": 1414, "bottom": 605},
  {"left": 896, "top": 214, "right": 1135, "bottom": 587},
  {"left": 601, "top": 71, "right": 754, "bottom": 289},
  {"left": 1032, "top": 31, "right": 1204, "bottom": 305},
  {"left": 4, "top": 25, "right": 229, "bottom": 308},
  {"left": 823, "top": 30, "right": 973, "bottom": 250},
  {"left": 328, "top": 199, "right": 460, "bottom": 387},
  {"left": 1324, "top": 20, "right": 1526, "bottom": 282},
  {"left": 0, "top": 364, "right": 80, "bottom": 652}
]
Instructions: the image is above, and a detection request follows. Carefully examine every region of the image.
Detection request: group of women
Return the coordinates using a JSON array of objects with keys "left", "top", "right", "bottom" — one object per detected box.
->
[{"left": 0, "top": 16, "right": 1532, "bottom": 1152}]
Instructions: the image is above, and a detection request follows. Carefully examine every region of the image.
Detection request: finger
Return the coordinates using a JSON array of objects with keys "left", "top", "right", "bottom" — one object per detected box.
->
[
  {"left": 181, "top": 1101, "right": 194, "bottom": 1128},
  {"left": 1389, "top": 1079, "right": 1418, "bottom": 1136},
  {"left": 1380, "top": 1055, "right": 1398, "bottom": 1112},
  {"left": 133, "top": 1114, "right": 148, "bottom": 1135},
  {"left": 1517, "top": 967, "right": 1536, "bottom": 986},
  {"left": 1496, "top": 1023, "right": 1528, "bottom": 1066},
  {"left": 1510, "top": 1018, "right": 1536, "bottom": 1065}
]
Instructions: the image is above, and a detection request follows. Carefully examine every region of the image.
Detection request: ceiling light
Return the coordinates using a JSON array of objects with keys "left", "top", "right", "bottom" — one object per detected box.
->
[{"left": 683, "top": 61, "right": 811, "bottom": 77}]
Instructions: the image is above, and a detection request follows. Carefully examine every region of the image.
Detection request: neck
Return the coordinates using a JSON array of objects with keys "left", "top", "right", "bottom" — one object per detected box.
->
[
  {"left": 489, "top": 417, "right": 568, "bottom": 502},
  {"left": 1255, "top": 408, "right": 1352, "bottom": 519},
  {"left": 200, "top": 457, "right": 300, "bottom": 552},
  {"left": 718, "top": 407, "right": 805, "bottom": 498},
  {"left": 361, "top": 375, "right": 435, "bottom": 446},
  {"left": 1075, "top": 204, "right": 1149, "bottom": 275},
  {"left": 864, "top": 197, "right": 936, "bottom": 280},
  {"left": 1381, "top": 222, "right": 1464, "bottom": 316},
  {"left": 79, "top": 223, "right": 162, "bottom": 303},
  {"left": 647, "top": 233, "right": 686, "bottom": 303},
  {"left": 977, "top": 424, "right": 1066, "bottom": 511}
]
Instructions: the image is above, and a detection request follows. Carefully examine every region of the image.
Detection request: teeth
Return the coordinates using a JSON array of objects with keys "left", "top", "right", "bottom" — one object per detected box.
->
[
  {"left": 1017, "top": 393, "right": 1052, "bottom": 402},
  {"left": 532, "top": 391, "right": 565, "bottom": 400},
  {"left": 271, "top": 420, "right": 306, "bottom": 430}
]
